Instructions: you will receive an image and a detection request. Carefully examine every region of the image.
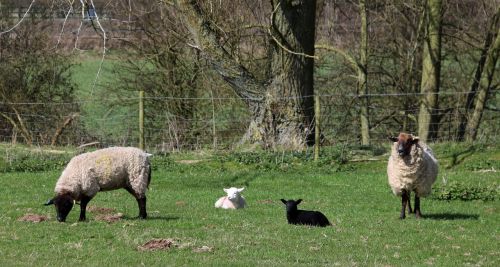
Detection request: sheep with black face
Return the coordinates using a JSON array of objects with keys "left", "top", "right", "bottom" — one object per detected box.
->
[
  {"left": 387, "top": 133, "right": 438, "bottom": 219},
  {"left": 44, "top": 147, "right": 152, "bottom": 222}
]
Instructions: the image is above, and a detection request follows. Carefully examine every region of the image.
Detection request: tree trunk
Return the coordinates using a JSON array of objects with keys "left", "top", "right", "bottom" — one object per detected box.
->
[
  {"left": 359, "top": 0, "right": 370, "bottom": 145},
  {"left": 178, "top": 0, "right": 316, "bottom": 150},
  {"left": 457, "top": 7, "right": 500, "bottom": 141},
  {"left": 465, "top": 13, "right": 500, "bottom": 141},
  {"left": 418, "top": 0, "right": 442, "bottom": 142}
]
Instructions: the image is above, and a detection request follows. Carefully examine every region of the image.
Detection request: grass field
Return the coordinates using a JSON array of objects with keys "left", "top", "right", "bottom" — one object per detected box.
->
[{"left": 0, "top": 143, "right": 498, "bottom": 266}]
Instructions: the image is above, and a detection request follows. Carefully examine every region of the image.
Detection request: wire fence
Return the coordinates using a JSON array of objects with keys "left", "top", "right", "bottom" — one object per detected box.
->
[{"left": 1, "top": 90, "right": 499, "bottom": 152}]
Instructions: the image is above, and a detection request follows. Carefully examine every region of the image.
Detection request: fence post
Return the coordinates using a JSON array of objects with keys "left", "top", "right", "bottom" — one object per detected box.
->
[
  {"left": 314, "top": 94, "right": 320, "bottom": 161},
  {"left": 139, "top": 89, "right": 145, "bottom": 150}
]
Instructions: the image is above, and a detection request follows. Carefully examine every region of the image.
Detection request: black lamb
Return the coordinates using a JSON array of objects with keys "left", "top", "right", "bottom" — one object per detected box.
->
[{"left": 280, "top": 199, "right": 331, "bottom": 227}]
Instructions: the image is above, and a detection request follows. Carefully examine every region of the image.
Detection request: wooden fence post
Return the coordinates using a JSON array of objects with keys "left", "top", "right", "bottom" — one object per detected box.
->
[
  {"left": 139, "top": 90, "right": 145, "bottom": 150},
  {"left": 314, "top": 94, "right": 320, "bottom": 161}
]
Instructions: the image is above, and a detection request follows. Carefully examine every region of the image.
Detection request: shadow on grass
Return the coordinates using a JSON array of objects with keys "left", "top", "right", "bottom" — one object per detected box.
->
[
  {"left": 445, "top": 146, "right": 476, "bottom": 169},
  {"left": 423, "top": 213, "right": 479, "bottom": 220}
]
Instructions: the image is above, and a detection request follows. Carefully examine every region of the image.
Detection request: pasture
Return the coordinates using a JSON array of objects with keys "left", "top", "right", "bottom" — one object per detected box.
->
[{"left": 0, "top": 143, "right": 498, "bottom": 266}]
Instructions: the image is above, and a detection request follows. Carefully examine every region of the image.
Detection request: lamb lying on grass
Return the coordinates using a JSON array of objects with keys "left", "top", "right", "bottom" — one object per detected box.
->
[
  {"left": 280, "top": 199, "right": 330, "bottom": 227},
  {"left": 214, "top": 187, "right": 246, "bottom": 209},
  {"left": 44, "top": 147, "right": 152, "bottom": 222},
  {"left": 387, "top": 133, "right": 438, "bottom": 219}
]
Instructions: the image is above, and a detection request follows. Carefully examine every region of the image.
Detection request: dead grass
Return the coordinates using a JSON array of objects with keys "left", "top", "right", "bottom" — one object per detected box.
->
[
  {"left": 17, "top": 213, "right": 48, "bottom": 223},
  {"left": 137, "top": 238, "right": 177, "bottom": 251},
  {"left": 94, "top": 213, "right": 123, "bottom": 223}
]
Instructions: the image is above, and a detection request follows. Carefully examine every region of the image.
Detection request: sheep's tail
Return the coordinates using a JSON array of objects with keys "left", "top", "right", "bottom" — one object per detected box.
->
[
  {"left": 147, "top": 167, "right": 152, "bottom": 189},
  {"left": 144, "top": 152, "right": 153, "bottom": 189}
]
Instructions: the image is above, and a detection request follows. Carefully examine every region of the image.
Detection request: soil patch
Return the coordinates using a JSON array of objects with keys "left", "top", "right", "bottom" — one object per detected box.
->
[
  {"left": 94, "top": 213, "right": 123, "bottom": 223},
  {"left": 87, "top": 205, "right": 116, "bottom": 214},
  {"left": 138, "top": 238, "right": 177, "bottom": 251},
  {"left": 18, "top": 213, "right": 48, "bottom": 223}
]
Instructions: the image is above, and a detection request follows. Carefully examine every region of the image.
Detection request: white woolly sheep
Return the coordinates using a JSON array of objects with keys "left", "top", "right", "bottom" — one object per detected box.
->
[
  {"left": 280, "top": 199, "right": 331, "bottom": 227},
  {"left": 387, "top": 133, "right": 438, "bottom": 219},
  {"left": 214, "top": 187, "right": 246, "bottom": 209},
  {"left": 44, "top": 147, "right": 152, "bottom": 222}
]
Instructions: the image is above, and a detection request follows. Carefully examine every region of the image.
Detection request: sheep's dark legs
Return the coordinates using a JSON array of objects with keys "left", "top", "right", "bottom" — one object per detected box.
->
[
  {"left": 407, "top": 191, "right": 413, "bottom": 214},
  {"left": 125, "top": 187, "right": 147, "bottom": 219},
  {"left": 414, "top": 195, "right": 422, "bottom": 219},
  {"left": 400, "top": 190, "right": 409, "bottom": 219},
  {"left": 79, "top": 195, "right": 91, "bottom": 221},
  {"left": 137, "top": 197, "right": 147, "bottom": 219}
]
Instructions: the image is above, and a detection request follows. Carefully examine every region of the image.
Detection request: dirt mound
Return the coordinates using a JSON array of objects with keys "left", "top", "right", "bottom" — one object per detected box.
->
[
  {"left": 87, "top": 205, "right": 116, "bottom": 214},
  {"left": 94, "top": 213, "right": 123, "bottom": 223},
  {"left": 138, "top": 238, "right": 177, "bottom": 251},
  {"left": 18, "top": 213, "right": 48, "bottom": 223}
]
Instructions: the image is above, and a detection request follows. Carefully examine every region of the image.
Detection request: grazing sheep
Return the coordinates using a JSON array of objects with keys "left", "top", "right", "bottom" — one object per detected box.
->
[
  {"left": 44, "top": 147, "right": 152, "bottom": 222},
  {"left": 387, "top": 133, "right": 438, "bottom": 219},
  {"left": 280, "top": 199, "right": 330, "bottom": 227},
  {"left": 214, "top": 187, "right": 246, "bottom": 209}
]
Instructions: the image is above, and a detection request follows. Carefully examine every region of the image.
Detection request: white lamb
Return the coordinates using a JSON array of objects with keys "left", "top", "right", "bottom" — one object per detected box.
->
[
  {"left": 387, "top": 133, "right": 438, "bottom": 219},
  {"left": 214, "top": 187, "right": 246, "bottom": 209},
  {"left": 44, "top": 147, "right": 152, "bottom": 222}
]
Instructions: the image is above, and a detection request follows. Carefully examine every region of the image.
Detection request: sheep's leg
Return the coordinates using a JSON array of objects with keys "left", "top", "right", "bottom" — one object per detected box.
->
[
  {"left": 400, "top": 190, "right": 409, "bottom": 219},
  {"left": 125, "top": 187, "right": 147, "bottom": 219},
  {"left": 407, "top": 191, "right": 413, "bottom": 214},
  {"left": 79, "top": 195, "right": 92, "bottom": 221},
  {"left": 414, "top": 195, "right": 422, "bottom": 219},
  {"left": 137, "top": 197, "right": 147, "bottom": 219}
]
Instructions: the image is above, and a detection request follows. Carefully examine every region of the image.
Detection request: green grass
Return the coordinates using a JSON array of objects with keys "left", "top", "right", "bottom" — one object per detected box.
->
[
  {"left": 0, "top": 144, "right": 499, "bottom": 266},
  {"left": 71, "top": 54, "right": 139, "bottom": 143}
]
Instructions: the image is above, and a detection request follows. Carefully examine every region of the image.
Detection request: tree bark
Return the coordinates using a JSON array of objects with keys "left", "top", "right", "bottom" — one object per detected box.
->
[
  {"left": 359, "top": 0, "right": 370, "bottom": 145},
  {"left": 418, "top": 0, "right": 442, "bottom": 142},
  {"left": 457, "top": 7, "right": 500, "bottom": 141},
  {"left": 465, "top": 9, "right": 500, "bottom": 141},
  {"left": 178, "top": 0, "right": 316, "bottom": 150}
]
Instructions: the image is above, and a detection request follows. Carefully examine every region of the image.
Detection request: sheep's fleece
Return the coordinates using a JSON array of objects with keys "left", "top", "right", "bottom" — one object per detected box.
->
[
  {"left": 387, "top": 142, "right": 438, "bottom": 197},
  {"left": 55, "top": 147, "right": 151, "bottom": 200}
]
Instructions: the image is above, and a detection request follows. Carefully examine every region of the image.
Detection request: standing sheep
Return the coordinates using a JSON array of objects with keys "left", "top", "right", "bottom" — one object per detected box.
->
[
  {"left": 214, "top": 187, "right": 246, "bottom": 209},
  {"left": 280, "top": 199, "right": 331, "bottom": 227},
  {"left": 44, "top": 147, "right": 152, "bottom": 222},
  {"left": 387, "top": 133, "right": 438, "bottom": 219}
]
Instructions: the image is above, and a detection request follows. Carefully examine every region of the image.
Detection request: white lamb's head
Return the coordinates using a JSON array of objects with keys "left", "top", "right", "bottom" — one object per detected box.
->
[{"left": 224, "top": 187, "right": 244, "bottom": 200}]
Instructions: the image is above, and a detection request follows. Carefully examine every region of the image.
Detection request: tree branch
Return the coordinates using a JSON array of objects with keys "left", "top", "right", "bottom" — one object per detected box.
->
[{"left": 176, "top": 0, "right": 265, "bottom": 104}]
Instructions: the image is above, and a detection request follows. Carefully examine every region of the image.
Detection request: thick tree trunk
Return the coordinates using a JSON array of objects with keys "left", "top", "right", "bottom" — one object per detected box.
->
[
  {"left": 418, "top": 0, "right": 442, "bottom": 142},
  {"left": 465, "top": 15, "right": 500, "bottom": 141},
  {"left": 457, "top": 7, "right": 499, "bottom": 141},
  {"left": 178, "top": 0, "right": 316, "bottom": 150},
  {"left": 359, "top": 0, "right": 370, "bottom": 145}
]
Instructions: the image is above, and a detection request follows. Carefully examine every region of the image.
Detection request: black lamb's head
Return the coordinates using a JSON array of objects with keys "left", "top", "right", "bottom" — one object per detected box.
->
[{"left": 281, "top": 199, "right": 303, "bottom": 213}]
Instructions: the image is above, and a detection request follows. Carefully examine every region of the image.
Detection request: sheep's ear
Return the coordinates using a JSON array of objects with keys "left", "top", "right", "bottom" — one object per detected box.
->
[
  {"left": 280, "top": 199, "right": 287, "bottom": 204},
  {"left": 44, "top": 198, "right": 54, "bottom": 206},
  {"left": 388, "top": 136, "right": 398, "bottom": 142},
  {"left": 296, "top": 199, "right": 303, "bottom": 205},
  {"left": 237, "top": 187, "right": 245, "bottom": 192}
]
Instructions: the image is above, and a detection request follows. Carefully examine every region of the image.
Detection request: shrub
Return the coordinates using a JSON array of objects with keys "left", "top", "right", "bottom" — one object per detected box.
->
[{"left": 433, "top": 182, "right": 499, "bottom": 201}]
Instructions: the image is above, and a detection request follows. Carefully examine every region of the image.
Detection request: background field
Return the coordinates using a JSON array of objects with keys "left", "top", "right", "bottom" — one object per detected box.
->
[{"left": 0, "top": 143, "right": 498, "bottom": 266}]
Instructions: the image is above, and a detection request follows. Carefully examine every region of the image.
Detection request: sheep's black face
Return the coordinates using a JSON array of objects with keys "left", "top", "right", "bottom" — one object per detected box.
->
[
  {"left": 281, "top": 199, "right": 302, "bottom": 213},
  {"left": 46, "top": 194, "right": 74, "bottom": 222},
  {"left": 390, "top": 133, "right": 419, "bottom": 157}
]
